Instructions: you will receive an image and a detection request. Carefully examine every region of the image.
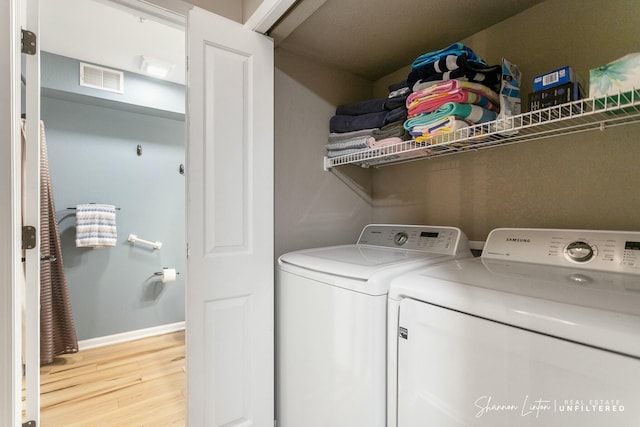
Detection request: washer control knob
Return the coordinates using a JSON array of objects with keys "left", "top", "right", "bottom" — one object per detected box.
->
[
  {"left": 565, "top": 241, "right": 594, "bottom": 262},
  {"left": 394, "top": 232, "right": 409, "bottom": 246}
]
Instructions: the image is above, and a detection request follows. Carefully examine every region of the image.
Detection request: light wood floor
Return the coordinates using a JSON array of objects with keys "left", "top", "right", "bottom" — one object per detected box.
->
[{"left": 25, "top": 330, "right": 185, "bottom": 426}]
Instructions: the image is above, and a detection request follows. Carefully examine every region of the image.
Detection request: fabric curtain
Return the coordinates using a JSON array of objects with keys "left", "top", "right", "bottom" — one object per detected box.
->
[{"left": 39, "top": 121, "right": 79, "bottom": 365}]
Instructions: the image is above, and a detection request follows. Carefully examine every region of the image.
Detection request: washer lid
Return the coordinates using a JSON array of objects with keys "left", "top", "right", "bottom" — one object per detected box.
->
[
  {"left": 279, "top": 224, "right": 470, "bottom": 281},
  {"left": 389, "top": 257, "right": 640, "bottom": 358},
  {"left": 280, "top": 244, "right": 451, "bottom": 281}
]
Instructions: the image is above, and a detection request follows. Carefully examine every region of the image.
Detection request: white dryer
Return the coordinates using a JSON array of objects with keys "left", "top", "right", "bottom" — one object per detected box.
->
[
  {"left": 276, "top": 224, "right": 472, "bottom": 427},
  {"left": 387, "top": 228, "right": 640, "bottom": 427}
]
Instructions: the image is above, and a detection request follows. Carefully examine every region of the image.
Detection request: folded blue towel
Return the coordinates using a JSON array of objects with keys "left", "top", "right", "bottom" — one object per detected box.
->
[
  {"left": 330, "top": 111, "right": 388, "bottom": 133},
  {"left": 335, "top": 94, "right": 409, "bottom": 116},
  {"left": 411, "top": 43, "right": 485, "bottom": 70},
  {"left": 385, "top": 106, "right": 408, "bottom": 123},
  {"left": 335, "top": 98, "right": 388, "bottom": 116}
]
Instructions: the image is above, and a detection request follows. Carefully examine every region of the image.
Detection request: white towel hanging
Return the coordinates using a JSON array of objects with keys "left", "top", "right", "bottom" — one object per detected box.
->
[{"left": 75, "top": 204, "right": 117, "bottom": 248}]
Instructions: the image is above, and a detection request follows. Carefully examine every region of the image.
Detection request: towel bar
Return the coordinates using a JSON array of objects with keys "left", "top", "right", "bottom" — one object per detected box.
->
[
  {"left": 127, "top": 234, "right": 162, "bottom": 249},
  {"left": 67, "top": 205, "right": 121, "bottom": 210}
]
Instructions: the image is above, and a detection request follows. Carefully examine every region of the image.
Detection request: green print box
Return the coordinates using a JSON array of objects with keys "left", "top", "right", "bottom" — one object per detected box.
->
[{"left": 589, "top": 53, "right": 640, "bottom": 98}]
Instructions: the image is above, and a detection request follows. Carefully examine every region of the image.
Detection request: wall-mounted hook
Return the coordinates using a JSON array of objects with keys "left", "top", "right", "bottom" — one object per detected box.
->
[
  {"left": 179, "top": 164, "right": 185, "bottom": 175},
  {"left": 137, "top": 144, "right": 143, "bottom": 156}
]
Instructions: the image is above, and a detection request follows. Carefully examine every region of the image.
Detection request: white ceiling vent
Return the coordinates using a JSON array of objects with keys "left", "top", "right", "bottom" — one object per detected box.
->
[{"left": 80, "top": 62, "right": 124, "bottom": 94}]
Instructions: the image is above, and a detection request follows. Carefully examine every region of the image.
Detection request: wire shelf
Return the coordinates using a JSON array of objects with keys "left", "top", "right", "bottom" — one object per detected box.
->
[{"left": 324, "top": 88, "right": 640, "bottom": 170}]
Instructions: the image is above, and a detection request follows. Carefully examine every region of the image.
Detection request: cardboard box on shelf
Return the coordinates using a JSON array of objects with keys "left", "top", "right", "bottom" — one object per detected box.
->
[{"left": 529, "top": 81, "right": 583, "bottom": 111}]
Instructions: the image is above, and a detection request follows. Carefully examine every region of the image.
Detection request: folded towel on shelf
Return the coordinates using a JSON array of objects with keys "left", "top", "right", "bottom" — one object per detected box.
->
[
  {"left": 75, "top": 204, "right": 117, "bottom": 248},
  {"left": 369, "top": 136, "right": 405, "bottom": 148},
  {"left": 328, "top": 128, "right": 377, "bottom": 142},
  {"left": 412, "top": 78, "right": 450, "bottom": 92},
  {"left": 330, "top": 110, "right": 388, "bottom": 133},
  {"left": 408, "top": 54, "right": 502, "bottom": 92},
  {"left": 407, "top": 90, "right": 499, "bottom": 118},
  {"left": 324, "top": 137, "right": 409, "bottom": 158},
  {"left": 404, "top": 102, "right": 498, "bottom": 131},
  {"left": 372, "top": 120, "right": 411, "bottom": 140},
  {"left": 326, "top": 146, "right": 372, "bottom": 158},
  {"left": 334, "top": 94, "right": 409, "bottom": 117},
  {"left": 388, "top": 80, "right": 409, "bottom": 92},
  {"left": 385, "top": 105, "right": 408, "bottom": 123},
  {"left": 411, "top": 117, "right": 473, "bottom": 143},
  {"left": 411, "top": 43, "right": 485, "bottom": 70},
  {"left": 326, "top": 124, "right": 411, "bottom": 158},
  {"left": 384, "top": 94, "right": 409, "bottom": 110},
  {"left": 326, "top": 135, "right": 373, "bottom": 151},
  {"left": 335, "top": 98, "right": 388, "bottom": 116},
  {"left": 407, "top": 80, "right": 500, "bottom": 107},
  {"left": 389, "top": 86, "right": 411, "bottom": 98}
]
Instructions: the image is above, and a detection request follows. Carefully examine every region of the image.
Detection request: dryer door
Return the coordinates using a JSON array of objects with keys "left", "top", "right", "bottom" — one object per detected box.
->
[{"left": 396, "top": 299, "right": 640, "bottom": 427}]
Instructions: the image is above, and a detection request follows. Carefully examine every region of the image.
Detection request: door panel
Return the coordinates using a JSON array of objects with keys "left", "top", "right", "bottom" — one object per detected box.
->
[
  {"left": 397, "top": 299, "right": 640, "bottom": 427},
  {"left": 187, "top": 7, "right": 274, "bottom": 427},
  {"left": 203, "top": 43, "right": 249, "bottom": 252}
]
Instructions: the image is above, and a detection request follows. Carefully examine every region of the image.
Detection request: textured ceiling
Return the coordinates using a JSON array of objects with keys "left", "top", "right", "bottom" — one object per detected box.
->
[
  {"left": 39, "top": 0, "right": 546, "bottom": 85},
  {"left": 40, "top": 0, "right": 186, "bottom": 84},
  {"left": 274, "top": 0, "right": 545, "bottom": 80}
]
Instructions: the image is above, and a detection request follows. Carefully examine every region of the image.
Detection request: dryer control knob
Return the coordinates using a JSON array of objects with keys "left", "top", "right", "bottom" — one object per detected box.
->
[
  {"left": 394, "top": 232, "right": 409, "bottom": 246},
  {"left": 565, "top": 241, "right": 594, "bottom": 262}
]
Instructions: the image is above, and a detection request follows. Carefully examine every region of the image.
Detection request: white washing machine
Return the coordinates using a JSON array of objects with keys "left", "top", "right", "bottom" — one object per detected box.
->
[
  {"left": 387, "top": 228, "right": 640, "bottom": 427},
  {"left": 276, "top": 224, "right": 472, "bottom": 427}
]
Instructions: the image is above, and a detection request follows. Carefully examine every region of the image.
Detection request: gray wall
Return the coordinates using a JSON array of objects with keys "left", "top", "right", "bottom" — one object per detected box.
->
[
  {"left": 274, "top": 0, "right": 640, "bottom": 251},
  {"left": 42, "top": 51, "right": 184, "bottom": 118},
  {"left": 274, "top": 49, "right": 374, "bottom": 258},
  {"left": 42, "top": 53, "right": 185, "bottom": 341}
]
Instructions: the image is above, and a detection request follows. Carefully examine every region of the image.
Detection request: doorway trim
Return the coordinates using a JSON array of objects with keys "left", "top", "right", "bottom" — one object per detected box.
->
[
  {"left": 1, "top": 0, "right": 23, "bottom": 424},
  {"left": 3, "top": 0, "right": 292, "bottom": 424}
]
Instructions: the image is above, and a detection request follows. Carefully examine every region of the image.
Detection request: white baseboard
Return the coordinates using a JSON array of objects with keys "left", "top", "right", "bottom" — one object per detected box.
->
[{"left": 78, "top": 321, "right": 185, "bottom": 351}]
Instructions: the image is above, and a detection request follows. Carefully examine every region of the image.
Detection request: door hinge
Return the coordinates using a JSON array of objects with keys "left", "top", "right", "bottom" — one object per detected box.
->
[
  {"left": 22, "top": 226, "right": 37, "bottom": 250},
  {"left": 23, "top": 421, "right": 36, "bottom": 427},
  {"left": 21, "top": 29, "right": 37, "bottom": 55}
]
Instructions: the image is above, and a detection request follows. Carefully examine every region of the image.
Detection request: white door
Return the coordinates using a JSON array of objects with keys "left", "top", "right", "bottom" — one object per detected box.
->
[
  {"left": 2, "top": 1, "right": 275, "bottom": 425},
  {"left": 186, "top": 7, "right": 274, "bottom": 427}
]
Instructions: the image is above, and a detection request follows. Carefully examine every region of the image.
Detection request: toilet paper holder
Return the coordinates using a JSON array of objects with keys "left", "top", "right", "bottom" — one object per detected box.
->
[{"left": 154, "top": 268, "right": 180, "bottom": 277}]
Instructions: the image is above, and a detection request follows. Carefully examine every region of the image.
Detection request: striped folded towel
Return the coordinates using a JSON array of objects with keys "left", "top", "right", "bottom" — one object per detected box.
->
[
  {"left": 410, "top": 117, "right": 472, "bottom": 141},
  {"left": 404, "top": 102, "right": 498, "bottom": 131},
  {"left": 75, "top": 204, "right": 117, "bottom": 248},
  {"left": 407, "top": 80, "right": 500, "bottom": 108}
]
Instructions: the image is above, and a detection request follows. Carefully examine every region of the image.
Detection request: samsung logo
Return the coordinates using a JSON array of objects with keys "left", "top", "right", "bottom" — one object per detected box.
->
[{"left": 506, "top": 238, "right": 531, "bottom": 243}]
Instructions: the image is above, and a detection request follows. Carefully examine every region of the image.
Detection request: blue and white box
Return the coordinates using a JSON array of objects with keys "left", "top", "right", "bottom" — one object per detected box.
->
[{"left": 533, "top": 66, "right": 582, "bottom": 92}]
